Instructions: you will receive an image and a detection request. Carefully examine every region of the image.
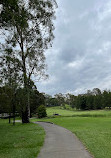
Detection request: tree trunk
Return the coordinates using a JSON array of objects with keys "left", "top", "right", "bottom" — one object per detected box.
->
[
  {"left": 13, "top": 116, "right": 15, "bottom": 125},
  {"left": 22, "top": 107, "right": 30, "bottom": 123},
  {"left": 9, "top": 113, "right": 11, "bottom": 124},
  {"left": 13, "top": 103, "right": 15, "bottom": 125},
  {"left": 19, "top": 29, "right": 30, "bottom": 123},
  {"left": 28, "top": 91, "right": 30, "bottom": 118}
]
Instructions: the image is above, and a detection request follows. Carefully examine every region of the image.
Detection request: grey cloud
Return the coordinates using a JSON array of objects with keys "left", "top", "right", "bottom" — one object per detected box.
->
[{"left": 37, "top": 0, "right": 111, "bottom": 95}]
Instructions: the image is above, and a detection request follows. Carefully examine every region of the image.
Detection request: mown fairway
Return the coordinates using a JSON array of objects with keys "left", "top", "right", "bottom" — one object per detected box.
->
[
  {"left": 36, "top": 107, "right": 111, "bottom": 158},
  {"left": 0, "top": 119, "right": 45, "bottom": 158}
]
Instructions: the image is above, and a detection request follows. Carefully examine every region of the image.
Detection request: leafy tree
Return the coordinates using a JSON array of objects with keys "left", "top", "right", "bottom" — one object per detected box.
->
[
  {"left": 55, "top": 93, "right": 65, "bottom": 107},
  {"left": 0, "top": 0, "right": 57, "bottom": 123},
  {"left": 86, "top": 95, "right": 94, "bottom": 110},
  {"left": 37, "top": 105, "right": 47, "bottom": 118},
  {"left": 92, "top": 88, "right": 101, "bottom": 95},
  {"left": 30, "top": 90, "right": 45, "bottom": 116},
  {"left": 92, "top": 88, "right": 102, "bottom": 109},
  {"left": 0, "top": 45, "right": 21, "bottom": 124},
  {"left": 44, "top": 94, "right": 60, "bottom": 107},
  {"left": 0, "top": 86, "right": 15, "bottom": 123},
  {"left": 102, "top": 90, "right": 111, "bottom": 109},
  {"left": 0, "top": 86, "right": 11, "bottom": 114},
  {"left": 47, "top": 98, "right": 59, "bottom": 107},
  {"left": 65, "top": 93, "right": 76, "bottom": 108},
  {"left": 85, "top": 90, "right": 94, "bottom": 110},
  {"left": 44, "top": 94, "right": 52, "bottom": 106},
  {"left": 76, "top": 95, "right": 87, "bottom": 110}
]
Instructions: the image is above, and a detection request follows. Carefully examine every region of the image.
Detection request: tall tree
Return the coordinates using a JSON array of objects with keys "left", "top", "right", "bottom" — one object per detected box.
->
[
  {"left": 0, "top": 45, "right": 21, "bottom": 124},
  {"left": 0, "top": 0, "right": 57, "bottom": 123}
]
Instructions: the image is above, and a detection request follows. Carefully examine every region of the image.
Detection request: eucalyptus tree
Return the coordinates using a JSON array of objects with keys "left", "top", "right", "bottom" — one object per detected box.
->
[{"left": 0, "top": 0, "right": 57, "bottom": 123}]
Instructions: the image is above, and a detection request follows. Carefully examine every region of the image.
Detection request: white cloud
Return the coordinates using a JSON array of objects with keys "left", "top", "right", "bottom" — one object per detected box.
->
[
  {"left": 97, "top": 1, "right": 111, "bottom": 22},
  {"left": 68, "top": 58, "right": 84, "bottom": 69}
]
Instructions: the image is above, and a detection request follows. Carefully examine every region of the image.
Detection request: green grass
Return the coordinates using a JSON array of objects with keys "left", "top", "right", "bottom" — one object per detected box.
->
[
  {"left": 47, "top": 106, "right": 75, "bottom": 117},
  {"left": 31, "top": 107, "right": 111, "bottom": 158},
  {"left": 0, "top": 119, "right": 45, "bottom": 158},
  {"left": 2, "top": 107, "right": 111, "bottom": 158},
  {"left": 34, "top": 117, "right": 111, "bottom": 158},
  {"left": 47, "top": 106, "right": 111, "bottom": 117}
]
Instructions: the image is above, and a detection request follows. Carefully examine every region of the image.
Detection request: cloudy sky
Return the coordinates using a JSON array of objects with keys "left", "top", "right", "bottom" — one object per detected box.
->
[{"left": 37, "top": 0, "right": 111, "bottom": 96}]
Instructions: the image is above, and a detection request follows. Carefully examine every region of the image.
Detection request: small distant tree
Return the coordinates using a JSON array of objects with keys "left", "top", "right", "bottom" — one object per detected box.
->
[
  {"left": 44, "top": 94, "right": 52, "bottom": 106},
  {"left": 65, "top": 93, "right": 76, "bottom": 108},
  {"left": 93, "top": 88, "right": 102, "bottom": 109},
  {"left": 45, "top": 95, "right": 59, "bottom": 107},
  {"left": 55, "top": 93, "right": 65, "bottom": 107},
  {"left": 37, "top": 105, "right": 47, "bottom": 118}
]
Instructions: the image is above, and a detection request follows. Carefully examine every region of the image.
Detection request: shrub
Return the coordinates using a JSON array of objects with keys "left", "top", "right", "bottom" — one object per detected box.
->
[{"left": 37, "top": 105, "right": 47, "bottom": 118}]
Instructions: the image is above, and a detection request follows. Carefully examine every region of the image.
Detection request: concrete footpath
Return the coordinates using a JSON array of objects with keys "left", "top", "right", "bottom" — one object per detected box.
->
[{"left": 35, "top": 122, "right": 93, "bottom": 158}]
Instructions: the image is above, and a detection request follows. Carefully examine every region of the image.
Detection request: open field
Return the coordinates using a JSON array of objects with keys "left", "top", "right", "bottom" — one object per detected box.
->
[
  {"left": 0, "top": 119, "right": 45, "bottom": 158},
  {"left": 35, "top": 117, "right": 111, "bottom": 158},
  {"left": 47, "top": 106, "right": 111, "bottom": 117},
  {"left": 1, "top": 107, "right": 111, "bottom": 158},
  {"left": 31, "top": 107, "right": 111, "bottom": 158}
]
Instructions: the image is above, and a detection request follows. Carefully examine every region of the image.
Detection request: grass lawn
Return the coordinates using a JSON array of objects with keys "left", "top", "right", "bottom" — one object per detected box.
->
[
  {"left": 31, "top": 107, "right": 111, "bottom": 158},
  {"left": 0, "top": 119, "right": 45, "bottom": 158},
  {"left": 35, "top": 117, "right": 111, "bottom": 158},
  {"left": 47, "top": 106, "right": 111, "bottom": 117}
]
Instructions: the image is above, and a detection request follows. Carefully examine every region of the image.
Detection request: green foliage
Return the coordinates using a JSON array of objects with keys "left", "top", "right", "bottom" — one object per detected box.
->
[
  {"left": 16, "top": 87, "right": 45, "bottom": 116},
  {"left": 44, "top": 88, "right": 111, "bottom": 111},
  {"left": 0, "top": 85, "right": 45, "bottom": 122},
  {"left": 37, "top": 105, "right": 47, "bottom": 118},
  {"left": 86, "top": 95, "right": 94, "bottom": 110},
  {"left": 0, "top": 0, "right": 57, "bottom": 123},
  {"left": 65, "top": 93, "right": 76, "bottom": 108},
  {"left": 45, "top": 97, "right": 59, "bottom": 107},
  {"left": 76, "top": 95, "right": 87, "bottom": 110},
  {"left": 0, "top": 0, "right": 57, "bottom": 82},
  {"left": 67, "top": 88, "right": 111, "bottom": 110},
  {"left": 54, "top": 93, "right": 65, "bottom": 106},
  {"left": 0, "top": 86, "right": 14, "bottom": 113},
  {"left": 30, "top": 90, "right": 45, "bottom": 115}
]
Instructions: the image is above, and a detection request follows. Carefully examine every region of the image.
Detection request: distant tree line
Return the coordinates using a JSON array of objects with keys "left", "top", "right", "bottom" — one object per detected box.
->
[
  {"left": 45, "top": 88, "right": 111, "bottom": 110},
  {"left": 75, "top": 88, "right": 111, "bottom": 110}
]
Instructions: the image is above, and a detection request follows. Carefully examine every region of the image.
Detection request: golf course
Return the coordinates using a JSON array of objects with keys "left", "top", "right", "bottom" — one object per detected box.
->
[
  {"left": 1, "top": 107, "right": 111, "bottom": 158},
  {"left": 34, "top": 107, "right": 111, "bottom": 158},
  {"left": 1, "top": 0, "right": 111, "bottom": 158}
]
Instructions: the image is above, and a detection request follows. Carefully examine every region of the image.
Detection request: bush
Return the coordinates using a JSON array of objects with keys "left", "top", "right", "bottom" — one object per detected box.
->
[{"left": 37, "top": 105, "right": 47, "bottom": 118}]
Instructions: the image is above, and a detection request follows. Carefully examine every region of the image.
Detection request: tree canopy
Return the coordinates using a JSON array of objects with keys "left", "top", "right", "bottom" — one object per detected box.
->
[{"left": 0, "top": 0, "right": 57, "bottom": 123}]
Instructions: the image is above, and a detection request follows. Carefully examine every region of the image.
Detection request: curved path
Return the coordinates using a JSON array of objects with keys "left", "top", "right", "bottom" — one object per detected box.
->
[{"left": 35, "top": 122, "right": 93, "bottom": 158}]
